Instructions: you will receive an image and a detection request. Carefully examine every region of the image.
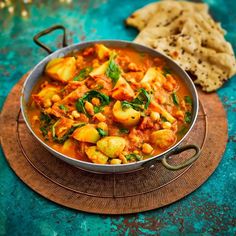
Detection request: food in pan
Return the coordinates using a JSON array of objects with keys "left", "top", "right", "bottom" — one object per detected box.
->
[
  {"left": 27, "top": 44, "right": 193, "bottom": 164},
  {"left": 126, "top": 0, "right": 236, "bottom": 92}
]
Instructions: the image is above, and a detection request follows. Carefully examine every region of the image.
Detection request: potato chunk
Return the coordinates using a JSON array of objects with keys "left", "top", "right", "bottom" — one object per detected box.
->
[
  {"left": 111, "top": 77, "right": 135, "bottom": 101},
  {"left": 97, "top": 136, "right": 126, "bottom": 158},
  {"left": 89, "top": 61, "right": 108, "bottom": 77},
  {"left": 72, "top": 125, "right": 100, "bottom": 143},
  {"left": 95, "top": 44, "right": 111, "bottom": 60},
  {"left": 141, "top": 67, "right": 166, "bottom": 90},
  {"left": 150, "top": 129, "right": 176, "bottom": 149},
  {"left": 45, "top": 57, "right": 77, "bottom": 83},
  {"left": 85, "top": 146, "right": 108, "bottom": 164},
  {"left": 112, "top": 101, "right": 140, "bottom": 126},
  {"left": 32, "top": 84, "right": 60, "bottom": 108}
]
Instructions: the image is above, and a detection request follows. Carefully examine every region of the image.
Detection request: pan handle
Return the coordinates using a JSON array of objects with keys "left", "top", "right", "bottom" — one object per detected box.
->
[
  {"left": 33, "top": 25, "right": 68, "bottom": 54},
  {"left": 142, "top": 144, "right": 200, "bottom": 171},
  {"left": 161, "top": 144, "right": 200, "bottom": 170}
]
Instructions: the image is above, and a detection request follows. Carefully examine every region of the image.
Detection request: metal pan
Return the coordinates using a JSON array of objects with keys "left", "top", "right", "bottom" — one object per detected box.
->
[{"left": 21, "top": 25, "right": 200, "bottom": 173}]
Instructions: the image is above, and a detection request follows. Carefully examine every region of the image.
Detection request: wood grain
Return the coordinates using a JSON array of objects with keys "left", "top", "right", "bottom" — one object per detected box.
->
[{"left": 0, "top": 75, "right": 227, "bottom": 214}]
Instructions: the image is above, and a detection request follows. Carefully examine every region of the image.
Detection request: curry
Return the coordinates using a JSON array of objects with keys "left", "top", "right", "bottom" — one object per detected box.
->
[{"left": 27, "top": 44, "right": 193, "bottom": 165}]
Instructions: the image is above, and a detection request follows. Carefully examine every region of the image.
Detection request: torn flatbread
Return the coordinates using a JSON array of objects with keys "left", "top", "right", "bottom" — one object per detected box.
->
[{"left": 126, "top": 1, "right": 236, "bottom": 91}]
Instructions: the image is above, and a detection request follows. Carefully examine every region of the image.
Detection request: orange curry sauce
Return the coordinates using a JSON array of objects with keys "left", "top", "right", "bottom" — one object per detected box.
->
[{"left": 27, "top": 44, "right": 193, "bottom": 164}]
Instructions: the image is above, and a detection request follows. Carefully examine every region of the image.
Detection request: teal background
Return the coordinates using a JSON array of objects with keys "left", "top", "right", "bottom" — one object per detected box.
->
[{"left": 0, "top": 0, "right": 235, "bottom": 235}]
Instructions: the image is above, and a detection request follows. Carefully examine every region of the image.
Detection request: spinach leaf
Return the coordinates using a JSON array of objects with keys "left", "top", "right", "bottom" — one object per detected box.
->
[
  {"left": 52, "top": 123, "right": 85, "bottom": 144},
  {"left": 73, "top": 67, "right": 93, "bottom": 81},
  {"left": 185, "top": 111, "right": 192, "bottom": 123},
  {"left": 59, "top": 104, "right": 68, "bottom": 111},
  {"left": 76, "top": 99, "right": 87, "bottom": 114},
  {"left": 119, "top": 127, "right": 130, "bottom": 134},
  {"left": 96, "top": 128, "right": 107, "bottom": 137},
  {"left": 105, "top": 54, "right": 121, "bottom": 85},
  {"left": 184, "top": 96, "right": 193, "bottom": 105},
  {"left": 177, "top": 126, "right": 188, "bottom": 136},
  {"left": 39, "top": 113, "right": 55, "bottom": 138},
  {"left": 125, "top": 153, "right": 142, "bottom": 161},
  {"left": 163, "top": 66, "right": 172, "bottom": 76},
  {"left": 76, "top": 90, "right": 110, "bottom": 117},
  {"left": 160, "top": 114, "right": 168, "bottom": 122},
  {"left": 132, "top": 88, "right": 151, "bottom": 109},
  {"left": 121, "top": 88, "right": 151, "bottom": 111},
  {"left": 172, "top": 92, "right": 179, "bottom": 106}
]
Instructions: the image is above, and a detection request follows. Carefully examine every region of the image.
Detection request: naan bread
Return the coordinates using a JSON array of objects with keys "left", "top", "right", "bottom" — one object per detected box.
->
[
  {"left": 126, "top": 0, "right": 208, "bottom": 31},
  {"left": 126, "top": 0, "right": 236, "bottom": 92}
]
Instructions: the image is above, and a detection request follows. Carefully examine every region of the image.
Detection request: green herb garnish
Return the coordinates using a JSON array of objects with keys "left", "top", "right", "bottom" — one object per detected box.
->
[
  {"left": 39, "top": 112, "right": 55, "bottom": 139},
  {"left": 184, "top": 111, "right": 192, "bottom": 124},
  {"left": 52, "top": 122, "right": 85, "bottom": 143},
  {"left": 160, "top": 114, "right": 168, "bottom": 122},
  {"left": 163, "top": 66, "right": 172, "bottom": 76},
  {"left": 177, "top": 126, "right": 188, "bottom": 136},
  {"left": 184, "top": 96, "right": 193, "bottom": 105},
  {"left": 73, "top": 67, "right": 93, "bottom": 81},
  {"left": 125, "top": 153, "right": 142, "bottom": 161},
  {"left": 105, "top": 54, "right": 121, "bottom": 85},
  {"left": 76, "top": 90, "right": 110, "bottom": 117},
  {"left": 59, "top": 104, "right": 68, "bottom": 111},
  {"left": 132, "top": 88, "right": 151, "bottom": 109},
  {"left": 96, "top": 128, "right": 107, "bottom": 137},
  {"left": 121, "top": 88, "right": 151, "bottom": 111},
  {"left": 172, "top": 92, "right": 179, "bottom": 106},
  {"left": 119, "top": 127, "right": 130, "bottom": 134}
]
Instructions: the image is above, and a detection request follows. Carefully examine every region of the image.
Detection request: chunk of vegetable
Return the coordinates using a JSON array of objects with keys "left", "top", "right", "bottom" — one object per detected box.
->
[
  {"left": 76, "top": 90, "right": 110, "bottom": 117},
  {"left": 32, "top": 84, "right": 60, "bottom": 108},
  {"left": 110, "top": 159, "right": 122, "bottom": 165},
  {"left": 150, "top": 129, "right": 176, "bottom": 149},
  {"left": 95, "top": 44, "right": 111, "bottom": 60},
  {"left": 111, "top": 77, "right": 135, "bottom": 101},
  {"left": 97, "top": 136, "right": 126, "bottom": 158},
  {"left": 73, "top": 67, "right": 93, "bottom": 81},
  {"left": 112, "top": 101, "right": 141, "bottom": 126},
  {"left": 141, "top": 67, "right": 166, "bottom": 90},
  {"left": 62, "top": 139, "right": 76, "bottom": 154},
  {"left": 52, "top": 117, "right": 74, "bottom": 139},
  {"left": 89, "top": 61, "right": 108, "bottom": 77},
  {"left": 85, "top": 146, "right": 108, "bottom": 164},
  {"left": 150, "top": 101, "right": 176, "bottom": 123},
  {"left": 72, "top": 125, "right": 100, "bottom": 143},
  {"left": 45, "top": 57, "right": 77, "bottom": 83}
]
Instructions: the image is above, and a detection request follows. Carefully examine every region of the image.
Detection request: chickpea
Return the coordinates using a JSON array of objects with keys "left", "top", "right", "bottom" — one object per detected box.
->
[
  {"left": 97, "top": 122, "right": 108, "bottom": 131},
  {"left": 91, "top": 97, "right": 101, "bottom": 106},
  {"left": 51, "top": 94, "right": 61, "bottom": 103},
  {"left": 84, "top": 101, "right": 94, "bottom": 116},
  {"left": 150, "top": 111, "right": 160, "bottom": 121},
  {"left": 44, "top": 98, "right": 52, "bottom": 108},
  {"left": 162, "top": 121, "right": 172, "bottom": 129},
  {"left": 71, "top": 110, "right": 80, "bottom": 119},
  {"left": 142, "top": 143, "right": 154, "bottom": 154},
  {"left": 110, "top": 159, "right": 122, "bottom": 165},
  {"left": 93, "top": 112, "right": 106, "bottom": 122},
  {"left": 92, "top": 59, "right": 100, "bottom": 68}
]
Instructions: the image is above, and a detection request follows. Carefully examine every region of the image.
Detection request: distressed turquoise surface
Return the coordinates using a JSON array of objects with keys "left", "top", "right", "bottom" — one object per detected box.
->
[{"left": 0, "top": 0, "right": 236, "bottom": 235}]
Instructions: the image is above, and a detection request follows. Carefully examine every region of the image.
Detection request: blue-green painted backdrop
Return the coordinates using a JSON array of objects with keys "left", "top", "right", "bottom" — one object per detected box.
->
[{"left": 0, "top": 0, "right": 235, "bottom": 235}]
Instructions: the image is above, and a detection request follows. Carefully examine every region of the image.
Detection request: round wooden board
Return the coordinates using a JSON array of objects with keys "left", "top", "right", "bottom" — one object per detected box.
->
[{"left": 0, "top": 74, "right": 228, "bottom": 214}]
